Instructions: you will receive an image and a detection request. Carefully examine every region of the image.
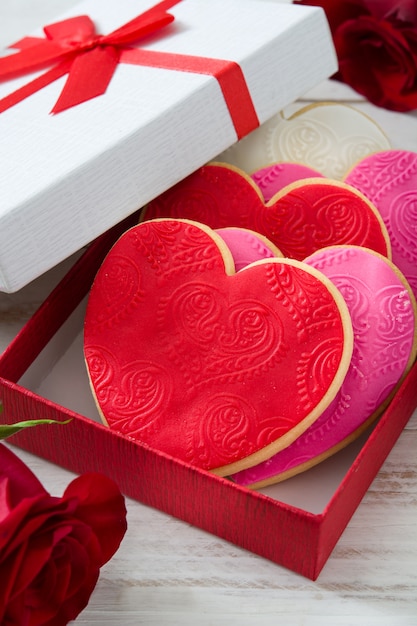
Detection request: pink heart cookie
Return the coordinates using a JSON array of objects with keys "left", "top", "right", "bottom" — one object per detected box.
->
[
  {"left": 84, "top": 219, "right": 353, "bottom": 476},
  {"left": 231, "top": 245, "right": 417, "bottom": 488},
  {"left": 144, "top": 163, "right": 391, "bottom": 260},
  {"left": 251, "top": 162, "right": 324, "bottom": 202},
  {"left": 345, "top": 150, "right": 417, "bottom": 299},
  {"left": 215, "top": 227, "right": 282, "bottom": 272}
]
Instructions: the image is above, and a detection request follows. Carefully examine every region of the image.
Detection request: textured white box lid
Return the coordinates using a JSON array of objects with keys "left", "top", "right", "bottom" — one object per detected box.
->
[{"left": 0, "top": 0, "right": 337, "bottom": 292}]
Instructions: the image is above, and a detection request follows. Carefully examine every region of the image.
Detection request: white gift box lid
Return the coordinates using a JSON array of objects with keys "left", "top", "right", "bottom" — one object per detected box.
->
[{"left": 0, "top": 0, "right": 337, "bottom": 293}]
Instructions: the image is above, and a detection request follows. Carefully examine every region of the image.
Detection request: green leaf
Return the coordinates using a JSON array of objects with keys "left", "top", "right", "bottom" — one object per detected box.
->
[{"left": 0, "top": 419, "right": 72, "bottom": 440}]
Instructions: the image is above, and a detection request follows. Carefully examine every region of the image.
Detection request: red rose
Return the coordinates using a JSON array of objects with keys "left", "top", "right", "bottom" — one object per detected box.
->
[
  {"left": 0, "top": 444, "right": 127, "bottom": 625},
  {"left": 295, "top": 0, "right": 417, "bottom": 112},
  {"left": 335, "top": 11, "right": 417, "bottom": 111}
]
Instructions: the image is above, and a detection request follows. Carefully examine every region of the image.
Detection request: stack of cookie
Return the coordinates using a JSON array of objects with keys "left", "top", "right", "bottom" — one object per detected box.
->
[{"left": 83, "top": 103, "right": 417, "bottom": 489}]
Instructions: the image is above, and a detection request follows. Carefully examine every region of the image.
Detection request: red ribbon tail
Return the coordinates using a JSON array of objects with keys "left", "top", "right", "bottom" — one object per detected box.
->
[
  {"left": 0, "top": 61, "right": 70, "bottom": 114},
  {"left": 51, "top": 45, "right": 120, "bottom": 114},
  {"left": 105, "top": 12, "right": 175, "bottom": 46},
  {"left": 0, "top": 40, "right": 68, "bottom": 81}
]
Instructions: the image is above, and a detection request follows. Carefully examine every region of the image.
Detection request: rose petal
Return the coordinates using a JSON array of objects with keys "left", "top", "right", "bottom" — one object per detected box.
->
[
  {"left": 25, "top": 532, "right": 100, "bottom": 625},
  {"left": 335, "top": 15, "right": 417, "bottom": 111},
  {"left": 0, "top": 496, "right": 71, "bottom": 557},
  {"left": 49, "top": 535, "right": 101, "bottom": 625},
  {"left": 0, "top": 504, "right": 103, "bottom": 625},
  {"left": 63, "top": 473, "right": 127, "bottom": 564},
  {"left": 364, "top": 0, "right": 417, "bottom": 25},
  {"left": 0, "top": 444, "right": 47, "bottom": 508},
  {"left": 294, "top": 0, "right": 368, "bottom": 31},
  {"left": 0, "top": 501, "right": 74, "bottom": 611},
  {"left": 296, "top": 0, "right": 417, "bottom": 111}
]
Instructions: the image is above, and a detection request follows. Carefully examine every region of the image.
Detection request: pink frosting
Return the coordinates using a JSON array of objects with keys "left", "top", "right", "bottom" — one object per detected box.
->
[
  {"left": 231, "top": 245, "right": 416, "bottom": 488},
  {"left": 215, "top": 227, "right": 279, "bottom": 271},
  {"left": 345, "top": 150, "right": 417, "bottom": 299},
  {"left": 251, "top": 163, "right": 323, "bottom": 201}
]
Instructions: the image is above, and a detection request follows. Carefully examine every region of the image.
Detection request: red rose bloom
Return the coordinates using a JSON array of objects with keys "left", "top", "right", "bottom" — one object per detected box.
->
[
  {"left": 0, "top": 444, "right": 127, "bottom": 625},
  {"left": 295, "top": 0, "right": 417, "bottom": 111}
]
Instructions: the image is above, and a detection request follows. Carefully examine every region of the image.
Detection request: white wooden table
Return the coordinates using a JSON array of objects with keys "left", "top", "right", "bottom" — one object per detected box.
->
[{"left": 1, "top": 2, "right": 417, "bottom": 624}]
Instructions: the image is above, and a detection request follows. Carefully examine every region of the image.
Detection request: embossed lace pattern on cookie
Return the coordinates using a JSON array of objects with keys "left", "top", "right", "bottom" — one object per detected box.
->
[
  {"left": 144, "top": 165, "right": 390, "bottom": 261},
  {"left": 185, "top": 394, "right": 291, "bottom": 468},
  {"left": 251, "top": 163, "right": 323, "bottom": 201},
  {"left": 88, "top": 255, "right": 144, "bottom": 329},
  {"left": 269, "top": 118, "right": 387, "bottom": 180},
  {"left": 215, "top": 104, "right": 390, "bottom": 178},
  {"left": 215, "top": 228, "right": 277, "bottom": 272},
  {"left": 255, "top": 184, "right": 389, "bottom": 260},
  {"left": 157, "top": 282, "right": 286, "bottom": 388},
  {"left": 345, "top": 150, "right": 417, "bottom": 298},
  {"left": 346, "top": 150, "right": 417, "bottom": 201},
  {"left": 145, "top": 165, "right": 261, "bottom": 230},
  {"left": 85, "top": 346, "right": 172, "bottom": 436}
]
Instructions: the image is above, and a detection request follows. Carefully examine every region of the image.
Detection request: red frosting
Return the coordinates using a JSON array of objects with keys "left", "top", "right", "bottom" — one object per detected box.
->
[
  {"left": 144, "top": 164, "right": 391, "bottom": 260},
  {"left": 84, "top": 219, "right": 352, "bottom": 475}
]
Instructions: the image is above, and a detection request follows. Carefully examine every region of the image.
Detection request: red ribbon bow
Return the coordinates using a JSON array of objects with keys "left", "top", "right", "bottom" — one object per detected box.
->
[
  {"left": 0, "top": 5, "right": 174, "bottom": 113},
  {"left": 0, "top": 0, "right": 259, "bottom": 139}
]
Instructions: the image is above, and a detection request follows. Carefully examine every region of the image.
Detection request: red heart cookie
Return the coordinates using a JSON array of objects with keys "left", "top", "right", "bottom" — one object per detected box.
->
[
  {"left": 143, "top": 164, "right": 391, "bottom": 261},
  {"left": 84, "top": 219, "right": 353, "bottom": 475}
]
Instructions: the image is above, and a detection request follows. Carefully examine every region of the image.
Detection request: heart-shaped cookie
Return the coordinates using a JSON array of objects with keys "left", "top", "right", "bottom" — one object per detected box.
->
[
  {"left": 144, "top": 163, "right": 391, "bottom": 260},
  {"left": 232, "top": 245, "right": 417, "bottom": 488},
  {"left": 345, "top": 150, "right": 417, "bottom": 299},
  {"left": 251, "top": 162, "right": 324, "bottom": 201},
  {"left": 84, "top": 219, "right": 353, "bottom": 475},
  {"left": 216, "top": 102, "right": 391, "bottom": 178},
  {"left": 215, "top": 227, "right": 282, "bottom": 272}
]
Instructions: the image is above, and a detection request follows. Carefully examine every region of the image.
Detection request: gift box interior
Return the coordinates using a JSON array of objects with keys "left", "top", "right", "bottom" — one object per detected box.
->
[{"left": 1, "top": 216, "right": 416, "bottom": 580}]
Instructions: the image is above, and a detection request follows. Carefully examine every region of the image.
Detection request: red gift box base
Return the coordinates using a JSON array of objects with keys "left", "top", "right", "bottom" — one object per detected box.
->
[{"left": 1, "top": 217, "right": 416, "bottom": 580}]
